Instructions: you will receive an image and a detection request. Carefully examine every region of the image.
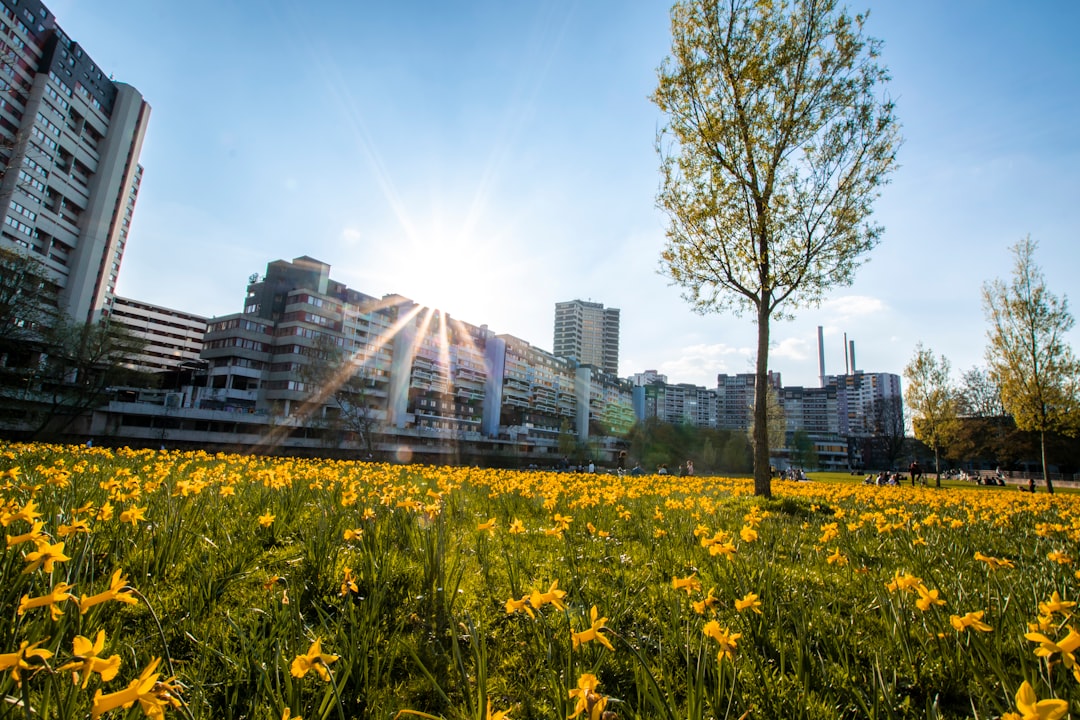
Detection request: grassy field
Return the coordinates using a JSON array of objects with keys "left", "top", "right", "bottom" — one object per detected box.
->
[{"left": 1, "top": 442, "right": 1078, "bottom": 719}]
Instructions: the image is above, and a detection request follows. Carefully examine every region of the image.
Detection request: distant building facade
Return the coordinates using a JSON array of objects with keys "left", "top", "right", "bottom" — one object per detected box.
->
[
  {"left": 96, "top": 257, "right": 633, "bottom": 461},
  {"left": 109, "top": 296, "right": 206, "bottom": 372},
  {"left": 0, "top": 0, "right": 150, "bottom": 325},
  {"left": 553, "top": 299, "right": 620, "bottom": 376}
]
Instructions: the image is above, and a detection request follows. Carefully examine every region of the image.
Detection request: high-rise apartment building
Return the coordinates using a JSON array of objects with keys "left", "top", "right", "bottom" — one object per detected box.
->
[
  {"left": 0, "top": 0, "right": 150, "bottom": 325},
  {"left": 108, "top": 296, "right": 206, "bottom": 373},
  {"left": 553, "top": 299, "right": 620, "bottom": 376}
]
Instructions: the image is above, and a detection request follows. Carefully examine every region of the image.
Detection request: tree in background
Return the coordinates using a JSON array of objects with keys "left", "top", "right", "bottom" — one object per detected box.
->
[
  {"left": 0, "top": 248, "right": 57, "bottom": 369},
  {"left": 982, "top": 236, "right": 1080, "bottom": 494},
  {"left": 297, "top": 335, "right": 382, "bottom": 455},
  {"left": 903, "top": 344, "right": 958, "bottom": 487},
  {"left": 652, "top": 0, "right": 900, "bottom": 497},
  {"left": 789, "top": 429, "right": 819, "bottom": 470},
  {"left": 866, "top": 396, "right": 906, "bottom": 470},
  {"left": 30, "top": 319, "right": 148, "bottom": 438}
]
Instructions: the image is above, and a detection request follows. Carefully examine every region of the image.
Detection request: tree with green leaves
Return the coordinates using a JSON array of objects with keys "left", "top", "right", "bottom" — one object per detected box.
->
[
  {"left": 982, "top": 236, "right": 1080, "bottom": 494},
  {"left": 789, "top": 428, "right": 819, "bottom": 470},
  {"left": 652, "top": 0, "right": 900, "bottom": 497},
  {"left": 903, "top": 344, "right": 958, "bottom": 487}
]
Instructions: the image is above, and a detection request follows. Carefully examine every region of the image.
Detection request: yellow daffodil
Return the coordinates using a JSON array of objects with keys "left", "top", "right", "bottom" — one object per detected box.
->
[
  {"left": 6, "top": 519, "right": 47, "bottom": 547},
  {"left": 505, "top": 595, "right": 533, "bottom": 618},
  {"left": 974, "top": 551, "right": 1014, "bottom": 570},
  {"left": 734, "top": 592, "right": 763, "bottom": 614},
  {"left": 91, "top": 656, "right": 180, "bottom": 719},
  {"left": 568, "top": 673, "right": 607, "bottom": 720},
  {"left": 58, "top": 518, "right": 92, "bottom": 537},
  {"left": 654, "top": 528, "right": 668, "bottom": 539},
  {"left": 885, "top": 570, "right": 922, "bottom": 594},
  {"left": 508, "top": 518, "right": 526, "bottom": 534},
  {"left": 692, "top": 587, "right": 718, "bottom": 615},
  {"left": 529, "top": 580, "right": 567, "bottom": 613},
  {"left": 258, "top": 512, "right": 275, "bottom": 528},
  {"left": 477, "top": 518, "right": 496, "bottom": 536},
  {"left": 1000, "top": 680, "right": 1068, "bottom": 720},
  {"left": 290, "top": 638, "right": 339, "bottom": 681},
  {"left": 739, "top": 525, "right": 758, "bottom": 543},
  {"left": 586, "top": 522, "right": 610, "bottom": 538},
  {"left": 0, "top": 640, "right": 53, "bottom": 685},
  {"left": 950, "top": 611, "right": 992, "bottom": 632},
  {"left": 18, "top": 581, "right": 75, "bottom": 620},
  {"left": 79, "top": 569, "right": 138, "bottom": 614},
  {"left": 343, "top": 528, "right": 362, "bottom": 541},
  {"left": 22, "top": 539, "right": 70, "bottom": 574},
  {"left": 702, "top": 621, "right": 740, "bottom": 662},
  {"left": 2, "top": 500, "right": 42, "bottom": 527},
  {"left": 571, "top": 605, "right": 614, "bottom": 651},
  {"left": 915, "top": 585, "right": 946, "bottom": 612},
  {"left": 1047, "top": 550, "right": 1073, "bottom": 565},
  {"left": 672, "top": 573, "right": 702, "bottom": 595},
  {"left": 58, "top": 630, "right": 122, "bottom": 688},
  {"left": 340, "top": 567, "right": 358, "bottom": 596},
  {"left": 553, "top": 513, "right": 573, "bottom": 530},
  {"left": 1025, "top": 626, "right": 1080, "bottom": 676},
  {"left": 119, "top": 505, "right": 147, "bottom": 526},
  {"left": 826, "top": 548, "right": 848, "bottom": 566},
  {"left": 818, "top": 522, "right": 839, "bottom": 544},
  {"left": 1040, "top": 592, "right": 1076, "bottom": 618}
]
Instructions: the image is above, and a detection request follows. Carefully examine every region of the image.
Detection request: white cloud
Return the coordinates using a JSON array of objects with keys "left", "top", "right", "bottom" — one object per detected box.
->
[
  {"left": 771, "top": 336, "right": 808, "bottom": 361},
  {"left": 654, "top": 342, "right": 753, "bottom": 387},
  {"left": 340, "top": 227, "right": 363, "bottom": 246},
  {"left": 821, "top": 295, "right": 887, "bottom": 322}
]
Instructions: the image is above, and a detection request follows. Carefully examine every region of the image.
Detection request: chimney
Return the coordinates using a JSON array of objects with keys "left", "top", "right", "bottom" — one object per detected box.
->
[
  {"left": 843, "top": 333, "right": 849, "bottom": 375},
  {"left": 817, "top": 326, "right": 826, "bottom": 387},
  {"left": 849, "top": 340, "right": 856, "bottom": 374}
]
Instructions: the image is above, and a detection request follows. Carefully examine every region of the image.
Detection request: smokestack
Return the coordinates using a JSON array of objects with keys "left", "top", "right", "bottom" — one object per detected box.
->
[
  {"left": 849, "top": 340, "right": 856, "bottom": 374},
  {"left": 817, "top": 326, "right": 825, "bottom": 388},
  {"left": 843, "top": 333, "right": 849, "bottom": 375}
]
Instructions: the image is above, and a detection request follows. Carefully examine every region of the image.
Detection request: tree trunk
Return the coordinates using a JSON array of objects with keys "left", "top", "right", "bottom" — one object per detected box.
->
[
  {"left": 934, "top": 446, "right": 941, "bottom": 488},
  {"left": 1041, "top": 430, "right": 1054, "bottom": 494},
  {"left": 753, "top": 301, "right": 772, "bottom": 498}
]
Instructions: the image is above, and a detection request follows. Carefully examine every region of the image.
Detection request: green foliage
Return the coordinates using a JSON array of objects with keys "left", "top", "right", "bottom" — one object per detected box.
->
[
  {"left": 982, "top": 236, "right": 1080, "bottom": 491},
  {"left": 2, "top": 443, "right": 1079, "bottom": 719},
  {"left": 904, "top": 343, "right": 959, "bottom": 484},
  {"left": 652, "top": 0, "right": 901, "bottom": 497}
]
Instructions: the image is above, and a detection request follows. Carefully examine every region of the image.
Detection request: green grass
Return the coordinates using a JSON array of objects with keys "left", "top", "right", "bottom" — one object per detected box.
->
[{"left": 1, "top": 443, "right": 1078, "bottom": 719}]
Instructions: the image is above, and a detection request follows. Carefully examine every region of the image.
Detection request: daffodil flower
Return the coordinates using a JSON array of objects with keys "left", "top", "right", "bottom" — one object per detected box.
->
[
  {"left": 477, "top": 518, "right": 496, "bottom": 536},
  {"left": 571, "top": 605, "right": 614, "bottom": 651},
  {"left": 1025, "top": 626, "right": 1080, "bottom": 672},
  {"left": 735, "top": 592, "right": 763, "bottom": 614},
  {"left": 91, "top": 657, "right": 179, "bottom": 719},
  {"left": 2, "top": 500, "right": 42, "bottom": 527},
  {"left": 505, "top": 595, "right": 533, "bottom": 618},
  {"left": 826, "top": 548, "right": 848, "bottom": 566},
  {"left": 508, "top": 518, "right": 526, "bottom": 534},
  {"left": 290, "top": 638, "right": 339, "bottom": 681},
  {"left": 529, "top": 580, "right": 566, "bottom": 612},
  {"left": 672, "top": 573, "right": 702, "bottom": 594},
  {"left": 22, "top": 539, "right": 70, "bottom": 574},
  {"left": 1000, "top": 680, "right": 1068, "bottom": 720},
  {"left": 6, "top": 519, "right": 47, "bottom": 547},
  {"left": 258, "top": 512, "right": 275, "bottom": 528},
  {"left": 340, "top": 567, "right": 358, "bottom": 596},
  {"left": 119, "top": 505, "right": 147, "bottom": 526},
  {"left": 568, "top": 673, "right": 607, "bottom": 720},
  {"left": 692, "top": 587, "right": 718, "bottom": 615},
  {"left": 58, "top": 630, "right": 122, "bottom": 688},
  {"left": 739, "top": 526, "right": 758, "bottom": 542},
  {"left": 79, "top": 569, "right": 138, "bottom": 614},
  {"left": 914, "top": 585, "right": 946, "bottom": 612},
  {"left": 1040, "top": 591, "right": 1076, "bottom": 617},
  {"left": 974, "top": 551, "right": 1014, "bottom": 570},
  {"left": 0, "top": 640, "right": 52, "bottom": 685},
  {"left": 18, "top": 581, "right": 75, "bottom": 620},
  {"left": 702, "top": 621, "right": 740, "bottom": 662},
  {"left": 950, "top": 611, "right": 992, "bottom": 633}
]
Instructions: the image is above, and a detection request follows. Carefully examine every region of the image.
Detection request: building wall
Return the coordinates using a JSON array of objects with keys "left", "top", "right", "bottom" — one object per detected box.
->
[
  {"left": 0, "top": 0, "right": 150, "bottom": 325},
  {"left": 553, "top": 299, "right": 620, "bottom": 376},
  {"left": 109, "top": 296, "right": 206, "bottom": 372}
]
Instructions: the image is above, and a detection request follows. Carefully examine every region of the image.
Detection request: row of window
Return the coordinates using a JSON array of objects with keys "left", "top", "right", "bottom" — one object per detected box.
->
[
  {"left": 204, "top": 338, "right": 268, "bottom": 352},
  {"left": 208, "top": 317, "right": 270, "bottom": 334}
]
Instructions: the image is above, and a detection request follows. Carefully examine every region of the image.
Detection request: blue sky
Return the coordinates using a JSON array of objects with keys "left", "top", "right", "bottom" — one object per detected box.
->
[{"left": 52, "top": 0, "right": 1080, "bottom": 389}]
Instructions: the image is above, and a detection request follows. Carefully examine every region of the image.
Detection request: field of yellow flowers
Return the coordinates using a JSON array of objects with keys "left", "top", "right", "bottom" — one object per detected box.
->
[{"left": 1, "top": 442, "right": 1078, "bottom": 720}]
